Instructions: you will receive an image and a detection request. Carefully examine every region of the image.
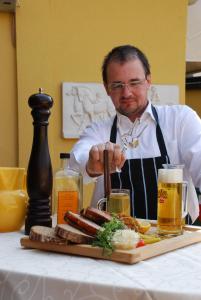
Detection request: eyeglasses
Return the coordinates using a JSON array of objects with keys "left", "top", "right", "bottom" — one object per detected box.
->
[{"left": 108, "top": 78, "right": 146, "bottom": 92}]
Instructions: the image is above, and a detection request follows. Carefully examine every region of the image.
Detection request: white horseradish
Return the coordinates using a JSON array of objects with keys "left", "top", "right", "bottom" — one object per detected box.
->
[{"left": 111, "top": 229, "right": 140, "bottom": 250}]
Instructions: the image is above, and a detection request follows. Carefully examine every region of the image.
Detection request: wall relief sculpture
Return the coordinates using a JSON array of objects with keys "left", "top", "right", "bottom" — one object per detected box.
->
[{"left": 62, "top": 82, "right": 179, "bottom": 138}]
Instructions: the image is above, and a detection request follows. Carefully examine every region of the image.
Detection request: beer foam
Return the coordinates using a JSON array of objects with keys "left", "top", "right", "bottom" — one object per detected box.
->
[{"left": 158, "top": 168, "right": 183, "bottom": 183}]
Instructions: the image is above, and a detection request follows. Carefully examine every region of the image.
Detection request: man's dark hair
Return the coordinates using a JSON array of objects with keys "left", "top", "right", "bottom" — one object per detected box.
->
[{"left": 102, "top": 45, "right": 151, "bottom": 84}]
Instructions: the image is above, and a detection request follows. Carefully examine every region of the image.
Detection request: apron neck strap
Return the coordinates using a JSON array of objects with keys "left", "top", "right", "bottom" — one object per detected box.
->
[
  {"left": 110, "top": 115, "right": 117, "bottom": 143},
  {"left": 151, "top": 105, "right": 170, "bottom": 161}
]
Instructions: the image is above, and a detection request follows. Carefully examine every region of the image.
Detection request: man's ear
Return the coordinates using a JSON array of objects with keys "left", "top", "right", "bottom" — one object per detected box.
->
[{"left": 146, "top": 74, "right": 152, "bottom": 85}]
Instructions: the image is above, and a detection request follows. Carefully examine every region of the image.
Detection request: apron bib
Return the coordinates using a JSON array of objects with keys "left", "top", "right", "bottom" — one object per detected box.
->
[{"left": 110, "top": 105, "right": 170, "bottom": 220}]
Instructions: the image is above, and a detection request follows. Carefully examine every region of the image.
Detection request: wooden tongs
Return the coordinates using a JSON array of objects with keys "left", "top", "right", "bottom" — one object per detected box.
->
[{"left": 103, "top": 149, "right": 111, "bottom": 207}]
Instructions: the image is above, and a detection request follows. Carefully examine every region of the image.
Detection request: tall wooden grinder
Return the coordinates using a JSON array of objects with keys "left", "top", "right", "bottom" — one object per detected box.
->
[{"left": 25, "top": 88, "right": 53, "bottom": 235}]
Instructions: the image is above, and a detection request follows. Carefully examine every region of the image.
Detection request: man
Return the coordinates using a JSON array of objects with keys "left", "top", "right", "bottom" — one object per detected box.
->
[{"left": 70, "top": 45, "right": 200, "bottom": 222}]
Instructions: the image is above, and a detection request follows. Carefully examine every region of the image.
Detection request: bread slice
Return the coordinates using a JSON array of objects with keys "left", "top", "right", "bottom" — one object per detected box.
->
[
  {"left": 55, "top": 223, "right": 95, "bottom": 244},
  {"left": 30, "top": 225, "right": 67, "bottom": 244},
  {"left": 80, "top": 207, "right": 112, "bottom": 225},
  {"left": 64, "top": 211, "right": 101, "bottom": 237}
]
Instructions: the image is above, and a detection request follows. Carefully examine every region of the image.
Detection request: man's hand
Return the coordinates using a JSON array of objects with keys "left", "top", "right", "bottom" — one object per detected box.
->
[{"left": 86, "top": 142, "right": 126, "bottom": 177}]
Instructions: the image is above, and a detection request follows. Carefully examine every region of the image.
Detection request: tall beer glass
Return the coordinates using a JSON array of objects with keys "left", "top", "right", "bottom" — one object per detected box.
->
[{"left": 157, "top": 165, "right": 188, "bottom": 236}]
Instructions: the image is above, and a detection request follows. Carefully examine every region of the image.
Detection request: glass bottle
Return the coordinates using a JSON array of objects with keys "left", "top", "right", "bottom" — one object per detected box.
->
[{"left": 54, "top": 153, "right": 83, "bottom": 224}]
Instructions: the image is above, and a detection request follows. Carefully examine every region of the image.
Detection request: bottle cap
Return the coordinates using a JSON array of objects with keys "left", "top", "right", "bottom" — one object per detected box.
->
[{"left": 60, "top": 153, "right": 70, "bottom": 159}]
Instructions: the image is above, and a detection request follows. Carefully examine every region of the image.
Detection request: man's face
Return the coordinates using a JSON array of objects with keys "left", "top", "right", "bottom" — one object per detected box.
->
[{"left": 105, "top": 59, "right": 151, "bottom": 121}]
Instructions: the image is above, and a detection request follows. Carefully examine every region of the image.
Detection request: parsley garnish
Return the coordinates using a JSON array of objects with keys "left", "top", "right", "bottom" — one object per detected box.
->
[{"left": 92, "top": 216, "right": 125, "bottom": 256}]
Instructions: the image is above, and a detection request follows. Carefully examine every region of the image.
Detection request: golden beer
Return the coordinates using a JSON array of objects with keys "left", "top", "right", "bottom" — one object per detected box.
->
[
  {"left": 157, "top": 166, "right": 187, "bottom": 236},
  {"left": 97, "top": 189, "right": 130, "bottom": 215},
  {"left": 108, "top": 191, "right": 130, "bottom": 215},
  {"left": 157, "top": 182, "right": 182, "bottom": 235}
]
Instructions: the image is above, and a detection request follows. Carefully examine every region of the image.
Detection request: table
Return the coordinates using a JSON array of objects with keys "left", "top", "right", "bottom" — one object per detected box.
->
[{"left": 1, "top": 230, "right": 201, "bottom": 300}]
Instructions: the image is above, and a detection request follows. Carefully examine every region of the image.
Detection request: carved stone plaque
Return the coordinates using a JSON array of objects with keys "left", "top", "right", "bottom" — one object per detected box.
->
[
  {"left": 62, "top": 82, "right": 179, "bottom": 138},
  {"left": 62, "top": 82, "right": 115, "bottom": 138},
  {"left": 148, "top": 84, "right": 179, "bottom": 106}
]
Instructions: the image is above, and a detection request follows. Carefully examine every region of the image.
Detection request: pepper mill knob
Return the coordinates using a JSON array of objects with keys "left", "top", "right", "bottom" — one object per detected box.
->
[{"left": 25, "top": 88, "right": 53, "bottom": 235}]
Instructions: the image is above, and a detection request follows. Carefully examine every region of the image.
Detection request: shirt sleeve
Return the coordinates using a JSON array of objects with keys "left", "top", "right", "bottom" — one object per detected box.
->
[
  {"left": 179, "top": 105, "right": 201, "bottom": 190},
  {"left": 69, "top": 119, "right": 112, "bottom": 183}
]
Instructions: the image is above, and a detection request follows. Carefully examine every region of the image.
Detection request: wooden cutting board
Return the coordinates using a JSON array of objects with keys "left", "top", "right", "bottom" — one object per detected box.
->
[{"left": 20, "top": 225, "right": 201, "bottom": 264}]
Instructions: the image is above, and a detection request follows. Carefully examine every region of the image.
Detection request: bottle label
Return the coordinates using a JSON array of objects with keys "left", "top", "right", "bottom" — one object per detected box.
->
[{"left": 57, "top": 191, "right": 78, "bottom": 224}]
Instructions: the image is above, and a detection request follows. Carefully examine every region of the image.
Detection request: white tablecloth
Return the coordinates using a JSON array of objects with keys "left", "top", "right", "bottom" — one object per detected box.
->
[{"left": 1, "top": 230, "right": 201, "bottom": 300}]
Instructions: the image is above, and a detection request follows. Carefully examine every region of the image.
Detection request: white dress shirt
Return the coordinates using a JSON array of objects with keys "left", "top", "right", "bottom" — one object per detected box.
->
[{"left": 70, "top": 101, "right": 201, "bottom": 222}]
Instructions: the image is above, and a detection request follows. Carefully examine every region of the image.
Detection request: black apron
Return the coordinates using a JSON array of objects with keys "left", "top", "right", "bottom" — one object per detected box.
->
[{"left": 110, "top": 105, "right": 170, "bottom": 220}]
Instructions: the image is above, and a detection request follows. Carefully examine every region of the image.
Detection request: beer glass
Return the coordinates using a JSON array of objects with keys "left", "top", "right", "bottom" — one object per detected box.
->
[
  {"left": 157, "top": 165, "right": 188, "bottom": 236},
  {"left": 97, "top": 189, "right": 131, "bottom": 215}
]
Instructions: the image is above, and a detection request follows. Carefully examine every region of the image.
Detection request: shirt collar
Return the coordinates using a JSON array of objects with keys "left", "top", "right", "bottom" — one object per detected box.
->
[
  {"left": 116, "top": 100, "right": 156, "bottom": 131},
  {"left": 144, "top": 101, "right": 157, "bottom": 123}
]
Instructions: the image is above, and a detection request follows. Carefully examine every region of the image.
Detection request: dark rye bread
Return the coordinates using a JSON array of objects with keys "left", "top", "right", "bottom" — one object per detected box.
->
[
  {"left": 30, "top": 226, "right": 67, "bottom": 244},
  {"left": 80, "top": 207, "right": 112, "bottom": 225},
  {"left": 55, "top": 224, "right": 95, "bottom": 244},
  {"left": 64, "top": 211, "right": 101, "bottom": 237}
]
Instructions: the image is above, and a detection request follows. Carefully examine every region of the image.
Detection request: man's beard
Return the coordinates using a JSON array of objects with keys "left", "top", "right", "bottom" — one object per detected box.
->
[
  {"left": 117, "top": 107, "right": 135, "bottom": 117},
  {"left": 116, "top": 100, "right": 148, "bottom": 119}
]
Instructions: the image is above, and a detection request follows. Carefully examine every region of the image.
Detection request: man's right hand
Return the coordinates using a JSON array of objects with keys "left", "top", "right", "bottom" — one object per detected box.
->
[{"left": 86, "top": 142, "right": 126, "bottom": 177}]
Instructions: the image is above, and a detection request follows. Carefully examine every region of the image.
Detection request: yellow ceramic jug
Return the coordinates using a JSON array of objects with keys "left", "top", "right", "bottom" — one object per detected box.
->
[{"left": 0, "top": 167, "right": 27, "bottom": 232}]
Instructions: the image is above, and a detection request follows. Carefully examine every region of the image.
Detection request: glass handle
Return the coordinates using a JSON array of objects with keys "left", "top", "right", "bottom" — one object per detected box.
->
[
  {"left": 182, "top": 181, "right": 188, "bottom": 218},
  {"left": 97, "top": 198, "right": 106, "bottom": 211}
]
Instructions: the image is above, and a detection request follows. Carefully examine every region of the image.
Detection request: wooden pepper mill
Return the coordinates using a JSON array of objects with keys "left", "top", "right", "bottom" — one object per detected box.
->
[{"left": 25, "top": 88, "right": 53, "bottom": 235}]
